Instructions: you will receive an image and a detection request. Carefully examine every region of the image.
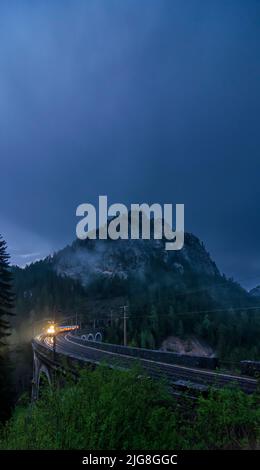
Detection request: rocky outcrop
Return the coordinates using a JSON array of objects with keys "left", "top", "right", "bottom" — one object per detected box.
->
[{"left": 52, "top": 232, "right": 220, "bottom": 286}]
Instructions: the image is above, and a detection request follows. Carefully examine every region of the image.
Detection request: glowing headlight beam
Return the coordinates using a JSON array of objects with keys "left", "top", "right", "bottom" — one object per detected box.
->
[{"left": 47, "top": 324, "right": 56, "bottom": 335}]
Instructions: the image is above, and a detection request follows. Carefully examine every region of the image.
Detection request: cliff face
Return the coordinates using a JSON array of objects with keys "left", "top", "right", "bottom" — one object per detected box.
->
[
  {"left": 12, "top": 226, "right": 254, "bottom": 318},
  {"left": 52, "top": 233, "right": 220, "bottom": 286}
]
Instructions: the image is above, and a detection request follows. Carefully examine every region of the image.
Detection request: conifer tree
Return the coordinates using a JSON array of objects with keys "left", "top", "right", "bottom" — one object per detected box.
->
[{"left": 0, "top": 235, "right": 14, "bottom": 421}]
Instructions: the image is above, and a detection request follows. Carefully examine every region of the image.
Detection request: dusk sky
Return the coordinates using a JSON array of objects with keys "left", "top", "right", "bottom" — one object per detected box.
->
[{"left": 0, "top": 1, "right": 259, "bottom": 289}]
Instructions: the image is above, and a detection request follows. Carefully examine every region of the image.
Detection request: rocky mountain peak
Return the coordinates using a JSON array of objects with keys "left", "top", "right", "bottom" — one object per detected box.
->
[{"left": 51, "top": 231, "right": 220, "bottom": 286}]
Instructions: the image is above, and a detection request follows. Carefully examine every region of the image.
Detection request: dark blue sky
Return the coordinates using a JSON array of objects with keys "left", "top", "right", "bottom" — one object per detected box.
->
[{"left": 0, "top": 1, "right": 259, "bottom": 288}]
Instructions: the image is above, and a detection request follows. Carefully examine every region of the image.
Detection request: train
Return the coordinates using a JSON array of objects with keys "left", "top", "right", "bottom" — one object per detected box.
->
[
  {"left": 45, "top": 324, "right": 79, "bottom": 336},
  {"left": 58, "top": 325, "right": 79, "bottom": 333}
]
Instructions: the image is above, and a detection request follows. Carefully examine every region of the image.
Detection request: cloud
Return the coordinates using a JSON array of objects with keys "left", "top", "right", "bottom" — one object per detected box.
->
[
  {"left": 0, "top": 1, "right": 259, "bottom": 285},
  {"left": 18, "top": 252, "right": 42, "bottom": 259}
]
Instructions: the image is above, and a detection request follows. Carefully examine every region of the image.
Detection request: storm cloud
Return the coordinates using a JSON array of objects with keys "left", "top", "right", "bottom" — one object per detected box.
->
[{"left": 0, "top": 0, "right": 259, "bottom": 288}]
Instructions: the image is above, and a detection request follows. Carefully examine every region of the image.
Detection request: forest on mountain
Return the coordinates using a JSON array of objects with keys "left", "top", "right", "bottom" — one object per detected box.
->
[{"left": 11, "top": 245, "right": 260, "bottom": 364}]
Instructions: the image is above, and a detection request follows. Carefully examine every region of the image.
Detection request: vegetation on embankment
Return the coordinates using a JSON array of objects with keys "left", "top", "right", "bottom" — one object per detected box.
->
[{"left": 0, "top": 366, "right": 259, "bottom": 450}]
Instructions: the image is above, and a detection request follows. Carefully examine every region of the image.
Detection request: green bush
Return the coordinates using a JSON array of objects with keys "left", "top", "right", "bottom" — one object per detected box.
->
[
  {"left": 187, "top": 388, "right": 260, "bottom": 449},
  {"left": 0, "top": 366, "right": 259, "bottom": 450}
]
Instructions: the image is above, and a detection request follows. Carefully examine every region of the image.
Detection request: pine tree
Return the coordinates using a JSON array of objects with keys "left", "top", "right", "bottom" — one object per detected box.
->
[
  {"left": 150, "top": 305, "right": 159, "bottom": 334},
  {"left": 177, "top": 319, "right": 184, "bottom": 338},
  {"left": 0, "top": 235, "right": 15, "bottom": 421}
]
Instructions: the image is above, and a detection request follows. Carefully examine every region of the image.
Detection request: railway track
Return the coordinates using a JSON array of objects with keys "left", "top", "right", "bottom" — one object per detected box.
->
[{"left": 40, "top": 333, "right": 258, "bottom": 395}]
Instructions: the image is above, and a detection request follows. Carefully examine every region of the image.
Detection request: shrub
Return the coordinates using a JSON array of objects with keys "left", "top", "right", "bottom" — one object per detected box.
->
[{"left": 0, "top": 365, "right": 259, "bottom": 450}]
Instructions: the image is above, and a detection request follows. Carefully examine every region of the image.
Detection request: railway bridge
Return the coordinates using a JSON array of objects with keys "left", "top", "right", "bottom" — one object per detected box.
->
[
  {"left": 32, "top": 327, "right": 103, "bottom": 399},
  {"left": 31, "top": 330, "right": 258, "bottom": 400}
]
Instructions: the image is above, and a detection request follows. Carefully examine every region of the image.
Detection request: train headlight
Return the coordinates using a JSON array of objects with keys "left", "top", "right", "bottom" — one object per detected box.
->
[{"left": 47, "top": 324, "right": 55, "bottom": 335}]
